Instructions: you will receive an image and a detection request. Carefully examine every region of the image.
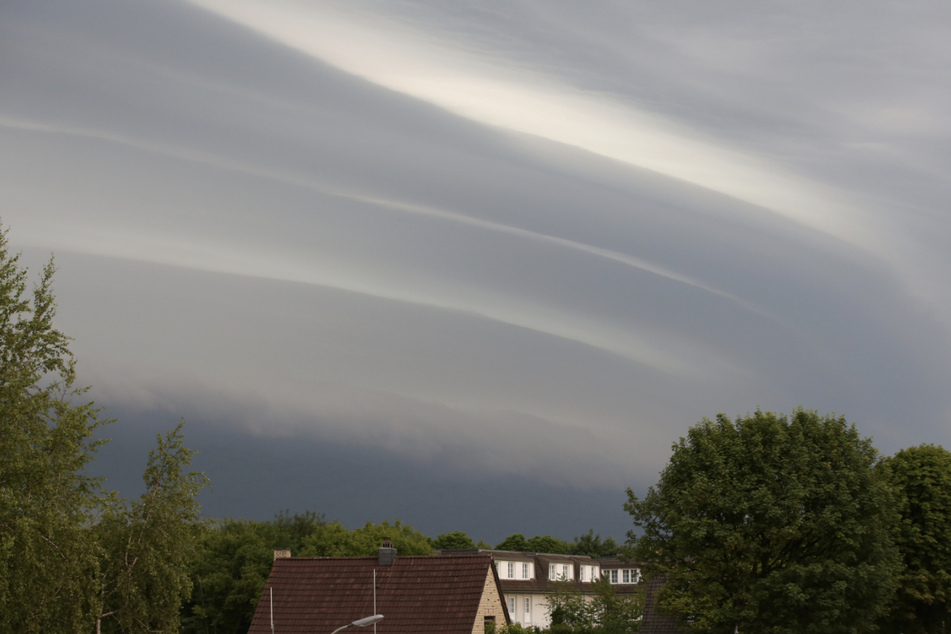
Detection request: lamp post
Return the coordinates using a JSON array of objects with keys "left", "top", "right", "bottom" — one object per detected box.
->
[{"left": 330, "top": 614, "right": 384, "bottom": 634}]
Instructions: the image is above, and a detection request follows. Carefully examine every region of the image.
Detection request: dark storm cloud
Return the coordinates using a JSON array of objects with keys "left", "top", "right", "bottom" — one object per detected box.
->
[{"left": 2, "top": 0, "right": 950, "bottom": 535}]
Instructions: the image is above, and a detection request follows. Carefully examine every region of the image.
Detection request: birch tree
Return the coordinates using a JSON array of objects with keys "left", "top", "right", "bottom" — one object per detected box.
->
[{"left": 0, "top": 225, "right": 107, "bottom": 632}]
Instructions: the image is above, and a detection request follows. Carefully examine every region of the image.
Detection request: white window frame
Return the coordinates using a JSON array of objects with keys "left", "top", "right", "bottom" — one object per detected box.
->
[
  {"left": 524, "top": 597, "right": 531, "bottom": 622},
  {"left": 522, "top": 562, "right": 530, "bottom": 579},
  {"left": 509, "top": 596, "right": 516, "bottom": 615},
  {"left": 507, "top": 562, "right": 515, "bottom": 579}
]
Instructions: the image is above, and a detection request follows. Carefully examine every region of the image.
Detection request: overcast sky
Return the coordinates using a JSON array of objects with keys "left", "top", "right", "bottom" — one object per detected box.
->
[{"left": 2, "top": 0, "right": 950, "bottom": 544}]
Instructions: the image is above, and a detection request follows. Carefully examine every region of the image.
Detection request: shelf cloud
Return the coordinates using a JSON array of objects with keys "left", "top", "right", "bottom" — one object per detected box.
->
[{"left": 2, "top": 0, "right": 950, "bottom": 540}]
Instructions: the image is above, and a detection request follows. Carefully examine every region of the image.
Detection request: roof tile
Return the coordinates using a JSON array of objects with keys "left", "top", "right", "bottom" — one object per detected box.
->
[{"left": 248, "top": 554, "right": 499, "bottom": 634}]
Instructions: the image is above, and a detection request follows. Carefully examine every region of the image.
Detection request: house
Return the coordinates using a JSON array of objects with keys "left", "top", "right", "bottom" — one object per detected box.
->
[
  {"left": 248, "top": 543, "right": 509, "bottom": 634},
  {"left": 438, "top": 550, "right": 645, "bottom": 630},
  {"left": 490, "top": 551, "right": 603, "bottom": 629},
  {"left": 437, "top": 549, "right": 685, "bottom": 632}
]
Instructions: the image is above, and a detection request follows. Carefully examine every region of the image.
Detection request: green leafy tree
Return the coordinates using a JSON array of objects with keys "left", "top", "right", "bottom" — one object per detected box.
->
[
  {"left": 433, "top": 530, "right": 477, "bottom": 550},
  {"left": 300, "top": 519, "right": 433, "bottom": 556},
  {"left": 877, "top": 444, "right": 951, "bottom": 633},
  {"left": 625, "top": 409, "right": 900, "bottom": 634},
  {"left": 497, "top": 625, "right": 534, "bottom": 634},
  {"left": 570, "top": 530, "right": 620, "bottom": 558},
  {"left": 548, "top": 580, "right": 595, "bottom": 632},
  {"left": 495, "top": 533, "right": 571, "bottom": 554},
  {"left": 495, "top": 533, "right": 530, "bottom": 551},
  {"left": 0, "top": 226, "right": 107, "bottom": 632},
  {"left": 183, "top": 511, "right": 327, "bottom": 634},
  {"left": 547, "top": 578, "right": 642, "bottom": 634},
  {"left": 0, "top": 224, "right": 210, "bottom": 632},
  {"left": 527, "top": 534, "right": 571, "bottom": 554},
  {"left": 95, "top": 421, "right": 208, "bottom": 633},
  {"left": 594, "top": 578, "right": 644, "bottom": 634}
]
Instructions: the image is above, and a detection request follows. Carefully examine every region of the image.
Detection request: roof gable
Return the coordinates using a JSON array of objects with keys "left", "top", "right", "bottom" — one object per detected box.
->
[{"left": 248, "top": 554, "right": 500, "bottom": 634}]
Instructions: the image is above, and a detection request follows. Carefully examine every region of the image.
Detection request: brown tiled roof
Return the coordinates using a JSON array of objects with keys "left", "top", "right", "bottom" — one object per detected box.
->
[
  {"left": 640, "top": 575, "right": 685, "bottom": 634},
  {"left": 247, "top": 554, "right": 501, "bottom": 634}
]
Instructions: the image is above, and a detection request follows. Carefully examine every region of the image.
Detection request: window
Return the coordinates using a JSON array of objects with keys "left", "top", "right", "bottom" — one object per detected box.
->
[
  {"left": 522, "top": 562, "right": 530, "bottom": 579},
  {"left": 562, "top": 564, "right": 569, "bottom": 579},
  {"left": 549, "top": 564, "right": 555, "bottom": 580},
  {"left": 609, "top": 569, "right": 639, "bottom": 584},
  {"left": 509, "top": 597, "right": 516, "bottom": 614},
  {"left": 580, "top": 566, "right": 586, "bottom": 581},
  {"left": 507, "top": 562, "right": 515, "bottom": 579},
  {"left": 524, "top": 597, "right": 531, "bottom": 621}
]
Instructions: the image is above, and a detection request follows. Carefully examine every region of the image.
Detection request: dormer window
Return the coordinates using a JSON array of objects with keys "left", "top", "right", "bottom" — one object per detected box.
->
[
  {"left": 522, "top": 563, "right": 530, "bottom": 579},
  {"left": 507, "top": 562, "right": 515, "bottom": 578},
  {"left": 606, "top": 568, "right": 640, "bottom": 584}
]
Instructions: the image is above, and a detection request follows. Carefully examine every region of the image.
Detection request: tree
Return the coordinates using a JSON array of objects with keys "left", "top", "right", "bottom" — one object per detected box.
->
[
  {"left": 495, "top": 534, "right": 530, "bottom": 551},
  {"left": 877, "top": 444, "right": 951, "bottom": 633},
  {"left": 569, "top": 530, "right": 620, "bottom": 558},
  {"left": 0, "top": 225, "right": 108, "bottom": 632},
  {"left": 183, "top": 511, "right": 327, "bottom": 634},
  {"left": 527, "top": 535, "right": 571, "bottom": 554},
  {"left": 433, "top": 530, "right": 476, "bottom": 550},
  {"left": 95, "top": 421, "right": 209, "bottom": 633},
  {"left": 0, "top": 223, "right": 209, "bottom": 632},
  {"left": 547, "top": 578, "right": 642, "bottom": 634},
  {"left": 300, "top": 519, "right": 434, "bottom": 557},
  {"left": 625, "top": 409, "right": 900, "bottom": 634}
]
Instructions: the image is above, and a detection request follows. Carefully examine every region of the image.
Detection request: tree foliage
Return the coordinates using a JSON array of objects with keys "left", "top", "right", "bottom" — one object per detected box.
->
[
  {"left": 300, "top": 519, "right": 433, "bottom": 556},
  {"left": 570, "top": 530, "right": 620, "bottom": 559},
  {"left": 527, "top": 534, "right": 571, "bottom": 554},
  {"left": 495, "top": 533, "right": 572, "bottom": 554},
  {"left": 183, "top": 511, "right": 326, "bottom": 634},
  {"left": 547, "top": 578, "right": 642, "bottom": 634},
  {"left": 495, "top": 533, "right": 530, "bottom": 551},
  {"left": 0, "top": 226, "right": 108, "bottom": 632},
  {"left": 0, "top": 223, "right": 207, "bottom": 632},
  {"left": 95, "top": 421, "right": 208, "bottom": 633},
  {"left": 433, "top": 530, "right": 477, "bottom": 550},
  {"left": 625, "top": 409, "right": 900, "bottom": 634},
  {"left": 877, "top": 444, "right": 951, "bottom": 633}
]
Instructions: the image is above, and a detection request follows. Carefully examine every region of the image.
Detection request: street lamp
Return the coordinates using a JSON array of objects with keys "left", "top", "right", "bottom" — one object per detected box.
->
[{"left": 330, "top": 614, "right": 384, "bottom": 634}]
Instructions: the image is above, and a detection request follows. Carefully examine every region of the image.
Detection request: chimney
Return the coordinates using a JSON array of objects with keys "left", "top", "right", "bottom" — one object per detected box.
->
[
  {"left": 274, "top": 549, "right": 291, "bottom": 561},
  {"left": 378, "top": 539, "right": 397, "bottom": 566}
]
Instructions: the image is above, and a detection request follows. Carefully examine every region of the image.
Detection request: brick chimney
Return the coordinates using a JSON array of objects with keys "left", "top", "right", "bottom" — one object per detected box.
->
[
  {"left": 378, "top": 539, "right": 397, "bottom": 566},
  {"left": 273, "top": 549, "right": 291, "bottom": 561}
]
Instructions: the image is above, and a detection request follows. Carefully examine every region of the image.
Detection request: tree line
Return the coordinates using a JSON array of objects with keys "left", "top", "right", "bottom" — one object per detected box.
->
[
  {"left": 3, "top": 222, "right": 951, "bottom": 633},
  {"left": 625, "top": 410, "right": 951, "bottom": 634},
  {"left": 183, "top": 514, "right": 621, "bottom": 633}
]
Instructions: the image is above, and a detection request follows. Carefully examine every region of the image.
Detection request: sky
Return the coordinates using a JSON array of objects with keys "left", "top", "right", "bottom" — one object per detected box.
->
[{"left": 2, "top": 0, "right": 950, "bottom": 545}]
